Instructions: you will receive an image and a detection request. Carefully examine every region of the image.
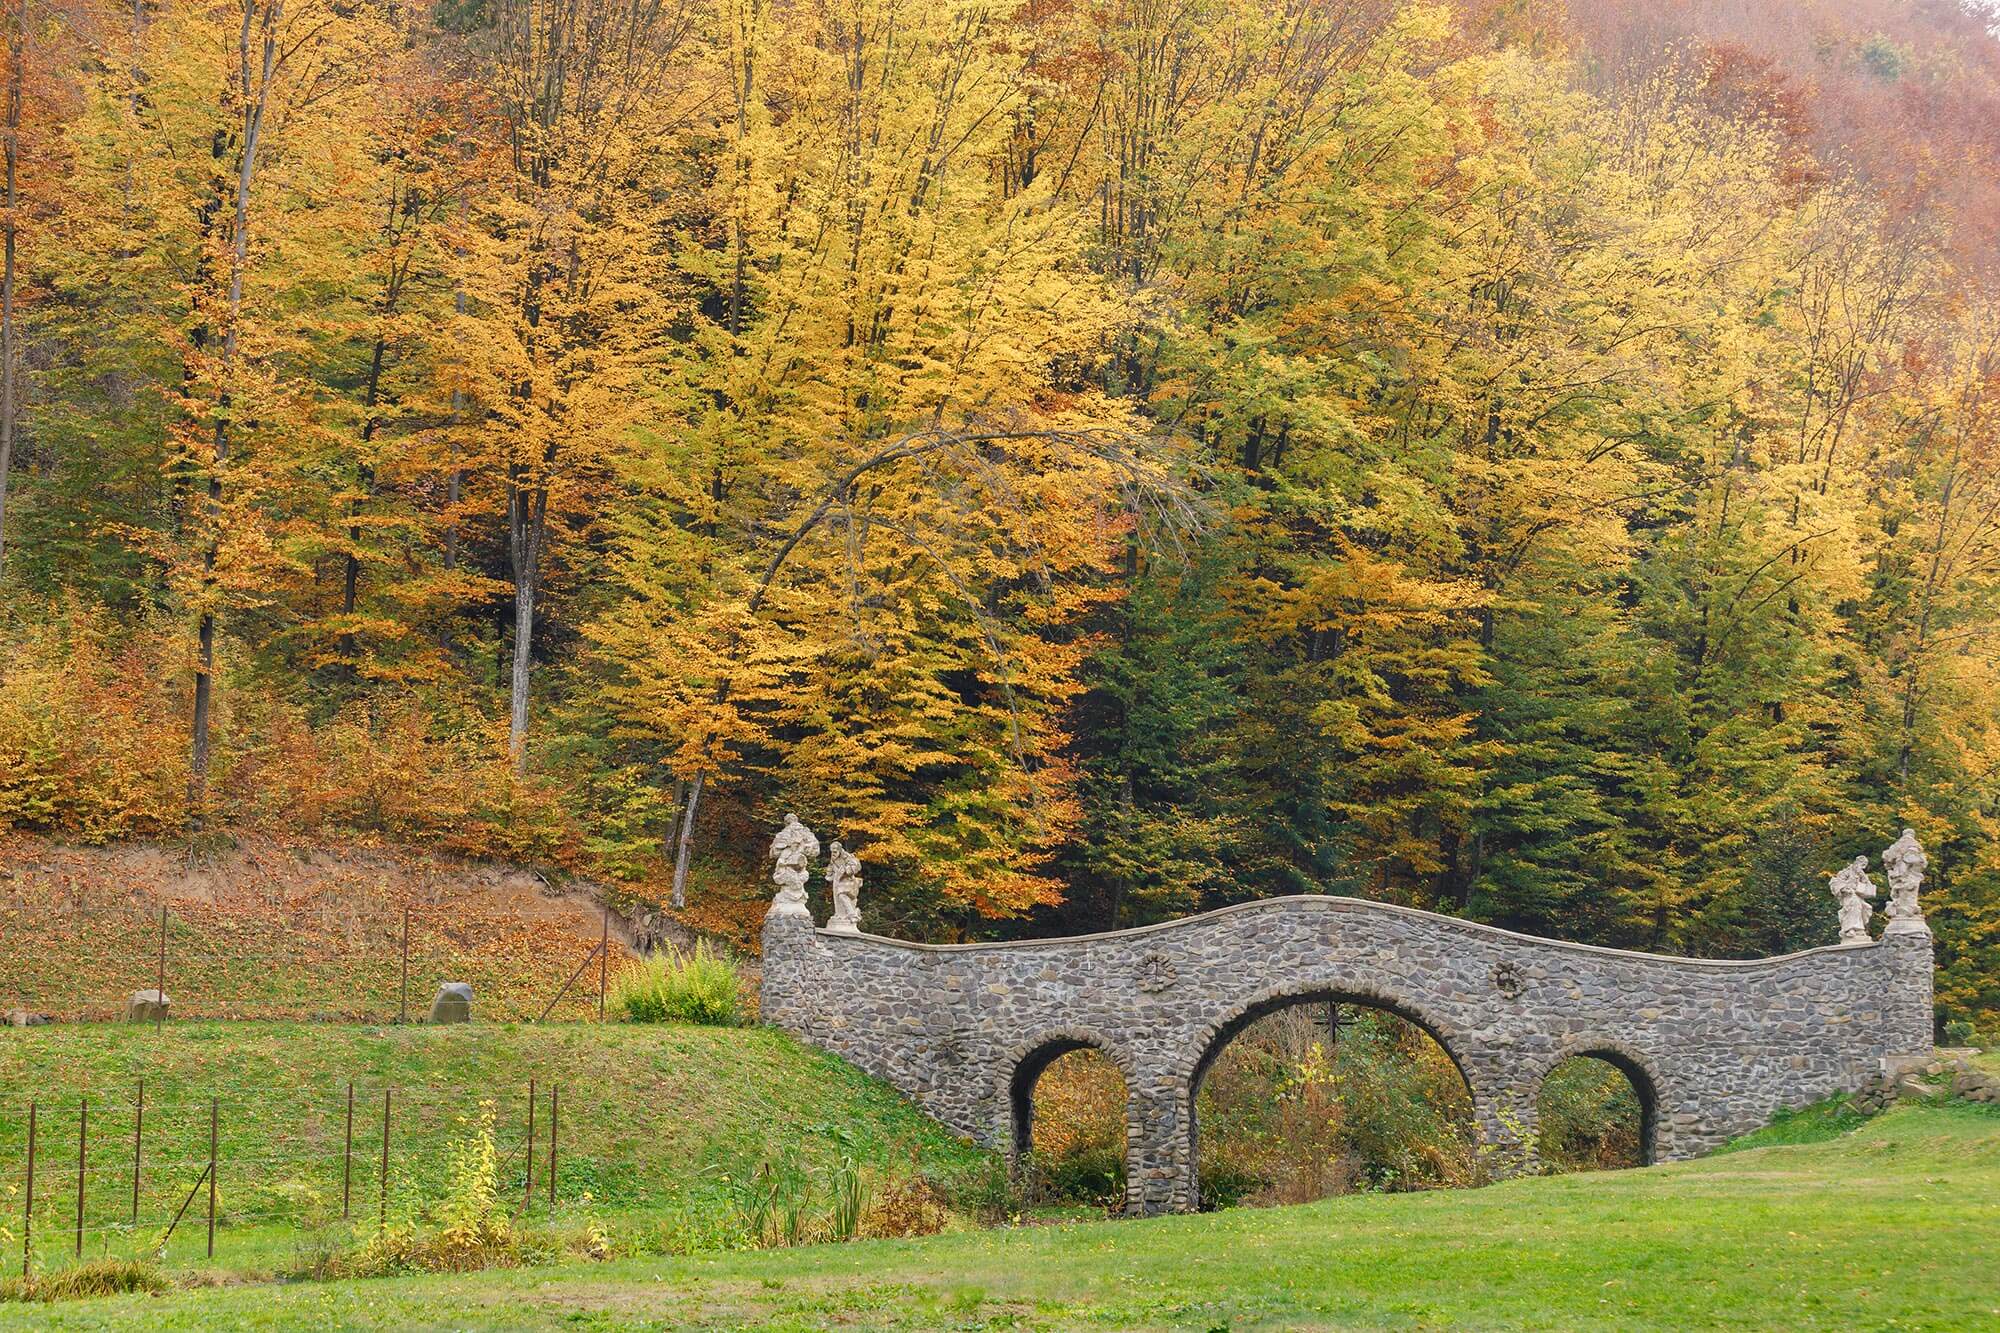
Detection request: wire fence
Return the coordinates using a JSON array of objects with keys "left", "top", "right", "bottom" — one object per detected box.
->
[
  {"left": 2, "top": 1078, "right": 645, "bottom": 1277},
  {"left": 0, "top": 898, "right": 632, "bottom": 1025}
]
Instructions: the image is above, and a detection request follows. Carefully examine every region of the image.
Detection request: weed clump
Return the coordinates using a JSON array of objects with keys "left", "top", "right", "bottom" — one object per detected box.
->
[
  {"left": 326, "top": 1102, "right": 530, "bottom": 1276},
  {"left": 0, "top": 1259, "right": 171, "bottom": 1302},
  {"left": 611, "top": 941, "right": 741, "bottom": 1026}
]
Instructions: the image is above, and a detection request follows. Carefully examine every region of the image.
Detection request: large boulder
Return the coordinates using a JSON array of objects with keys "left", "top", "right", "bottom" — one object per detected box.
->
[
  {"left": 429, "top": 982, "right": 473, "bottom": 1024},
  {"left": 6, "top": 1009, "right": 52, "bottom": 1028},
  {"left": 125, "top": 990, "right": 170, "bottom": 1023}
]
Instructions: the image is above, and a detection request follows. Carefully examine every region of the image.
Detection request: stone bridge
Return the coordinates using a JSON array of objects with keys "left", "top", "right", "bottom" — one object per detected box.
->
[{"left": 760, "top": 891, "right": 1933, "bottom": 1215}]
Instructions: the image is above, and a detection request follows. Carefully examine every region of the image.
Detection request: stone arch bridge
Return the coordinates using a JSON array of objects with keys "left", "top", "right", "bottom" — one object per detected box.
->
[{"left": 761, "top": 895, "right": 1933, "bottom": 1215}]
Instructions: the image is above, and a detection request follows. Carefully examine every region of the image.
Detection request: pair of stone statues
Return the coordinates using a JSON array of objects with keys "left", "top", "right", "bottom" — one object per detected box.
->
[
  {"left": 1829, "top": 828, "right": 1929, "bottom": 944},
  {"left": 768, "top": 813, "right": 864, "bottom": 933}
]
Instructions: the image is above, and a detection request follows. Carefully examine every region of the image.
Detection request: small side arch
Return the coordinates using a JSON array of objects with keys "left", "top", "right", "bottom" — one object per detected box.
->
[
  {"left": 1001, "top": 1027, "right": 1135, "bottom": 1160},
  {"left": 1536, "top": 1038, "right": 1664, "bottom": 1167}
]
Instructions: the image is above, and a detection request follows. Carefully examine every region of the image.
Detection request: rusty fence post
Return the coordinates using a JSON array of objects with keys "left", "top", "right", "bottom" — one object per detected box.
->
[
  {"left": 206, "top": 1097, "right": 217, "bottom": 1260},
  {"left": 398, "top": 908, "right": 411, "bottom": 1025},
  {"left": 598, "top": 911, "right": 610, "bottom": 1021},
  {"left": 379, "top": 1088, "right": 391, "bottom": 1227},
  {"left": 155, "top": 907, "right": 168, "bottom": 1032},
  {"left": 22, "top": 1100, "right": 35, "bottom": 1279},
  {"left": 522, "top": 1079, "right": 536, "bottom": 1210},
  {"left": 547, "top": 1085, "right": 558, "bottom": 1208},
  {"left": 131, "top": 1079, "right": 143, "bottom": 1225},
  {"left": 74, "top": 1097, "right": 86, "bottom": 1259},
  {"left": 342, "top": 1082, "right": 354, "bottom": 1219}
]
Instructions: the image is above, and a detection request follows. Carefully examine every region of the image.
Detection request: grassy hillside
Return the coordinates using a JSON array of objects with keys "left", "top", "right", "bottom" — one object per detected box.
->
[
  {"left": 0, "top": 1098, "right": 1993, "bottom": 1329},
  {"left": 0, "top": 1022, "right": 997, "bottom": 1274},
  {"left": 0, "top": 833, "right": 784, "bottom": 1024}
]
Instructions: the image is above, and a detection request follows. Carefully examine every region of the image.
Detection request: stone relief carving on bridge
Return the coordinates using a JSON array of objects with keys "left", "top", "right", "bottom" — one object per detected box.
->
[
  {"left": 1137, "top": 952, "right": 1178, "bottom": 994},
  {"left": 1881, "top": 828, "right": 1929, "bottom": 937},
  {"left": 1828, "top": 855, "right": 1879, "bottom": 944},
  {"left": 826, "top": 841, "right": 864, "bottom": 934},
  {"left": 767, "top": 813, "right": 820, "bottom": 918}
]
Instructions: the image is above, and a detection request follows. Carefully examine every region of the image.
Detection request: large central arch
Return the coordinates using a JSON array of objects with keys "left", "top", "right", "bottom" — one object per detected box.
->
[{"left": 762, "top": 894, "right": 1933, "bottom": 1215}]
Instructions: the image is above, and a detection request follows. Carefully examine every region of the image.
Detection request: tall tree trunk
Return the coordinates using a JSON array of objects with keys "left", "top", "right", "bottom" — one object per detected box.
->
[
  {"left": 507, "top": 480, "right": 542, "bottom": 768},
  {"left": 190, "top": 0, "right": 279, "bottom": 817},
  {"left": 0, "top": 2, "right": 22, "bottom": 584},
  {"left": 670, "top": 770, "right": 703, "bottom": 909},
  {"left": 443, "top": 284, "right": 463, "bottom": 570}
]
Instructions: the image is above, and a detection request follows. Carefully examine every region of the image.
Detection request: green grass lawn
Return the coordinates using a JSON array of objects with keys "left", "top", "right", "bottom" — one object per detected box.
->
[
  {"left": 0, "top": 1022, "right": 997, "bottom": 1275},
  {"left": 0, "top": 1099, "right": 1993, "bottom": 1329},
  {"left": 4, "top": 1024, "right": 1998, "bottom": 1329}
]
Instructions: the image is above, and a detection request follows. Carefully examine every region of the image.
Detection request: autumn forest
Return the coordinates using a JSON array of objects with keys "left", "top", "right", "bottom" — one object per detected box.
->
[{"left": 0, "top": 0, "right": 1995, "bottom": 1027}]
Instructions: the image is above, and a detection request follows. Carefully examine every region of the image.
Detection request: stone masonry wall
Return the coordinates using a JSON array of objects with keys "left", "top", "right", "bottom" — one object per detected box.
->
[{"left": 761, "top": 896, "right": 1934, "bottom": 1215}]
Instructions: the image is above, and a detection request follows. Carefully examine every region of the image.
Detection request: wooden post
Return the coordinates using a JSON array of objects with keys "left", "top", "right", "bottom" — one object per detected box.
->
[
  {"left": 379, "top": 1088, "right": 391, "bottom": 1226},
  {"left": 342, "top": 1082, "right": 354, "bottom": 1219},
  {"left": 21, "top": 1100, "right": 33, "bottom": 1279},
  {"left": 522, "top": 1079, "right": 536, "bottom": 1210},
  {"left": 400, "top": 908, "right": 412, "bottom": 1023},
  {"left": 131, "top": 1079, "right": 143, "bottom": 1224},
  {"left": 73, "top": 1098, "right": 86, "bottom": 1259},
  {"left": 155, "top": 907, "right": 168, "bottom": 1032},
  {"left": 547, "top": 1086, "right": 557, "bottom": 1207},
  {"left": 206, "top": 1097, "right": 217, "bottom": 1259},
  {"left": 598, "top": 911, "right": 609, "bottom": 1021}
]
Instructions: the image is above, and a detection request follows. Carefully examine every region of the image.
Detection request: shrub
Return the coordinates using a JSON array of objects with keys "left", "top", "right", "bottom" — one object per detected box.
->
[
  {"left": 0, "top": 1259, "right": 170, "bottom": 1302},
  {"left": 334, "top": 1103, "right": 521, "bottom": 1276},
  {"left": 863, "top": 1175, "right": 951, "bottom": 1238},
  {"left": 1019, "top": 1046, "right": 1128, "bottom": 1209},
  {"left": 1537, "top": 1057, "right": 1645, "bottom": 1172},
  {"left": 1194, "top": 1007, "right": 1479, "bottom": 1208},
  {"left": 611, "top": 941, "right": 741, "bottom": 1025},
  {"left": 1021, "top": 1144, "right": 1126, "bottom": 1210}
]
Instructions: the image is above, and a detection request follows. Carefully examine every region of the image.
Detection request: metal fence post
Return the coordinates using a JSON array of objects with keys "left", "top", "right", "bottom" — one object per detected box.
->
[
  {"left": 156, "top": 908, "right": 168, "bottom": 1032},
  {"left": 206, "top": 1097, "right": 217, "bottom": 1260},
  {"left": 522, "top": 1079, "right": 536, "bottom": 1210},
  {"left": 21, "top": 1100, "right": 34, "bottom": 1279},
  {"left": 342, "top": 1082, "right": 354, "bottom": 1219},
  {"left": 131, "top": 1079, "right": 144, "bottom": 1225},
  {"left": 379, "top": 1088, "right": 391, "bottom": 1227},
  {"left": 74, "top": 1098, "right": 87, "bottom": 1259},
  {"left": 399, "top": 908, "right": 411, "bottom": 1025}
]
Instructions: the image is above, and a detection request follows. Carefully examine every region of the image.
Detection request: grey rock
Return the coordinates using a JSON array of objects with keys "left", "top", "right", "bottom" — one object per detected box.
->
[
  {"left": 428, "top": 982, "right": 473, "bottom": 1024},
  {"left": 124, "top": 990, "right": 169, "bottom": 1023}
]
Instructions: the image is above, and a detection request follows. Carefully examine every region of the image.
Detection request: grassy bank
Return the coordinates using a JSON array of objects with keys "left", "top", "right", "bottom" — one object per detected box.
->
[
  {"left": 0, "top": 1099, "right": 1992, "bottom": 1329},
  {"left": 0, "top": 1022, "right": 997, "bottom": 1275}
]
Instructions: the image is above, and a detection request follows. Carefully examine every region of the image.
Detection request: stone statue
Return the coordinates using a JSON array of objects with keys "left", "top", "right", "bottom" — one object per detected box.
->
[
  {"left": 768, "top": 813, "right": 820, "bottom": 918},
  {"left": 1881, "top": 828, "right": 1929, "bottom": 937},
  {"left": 826, "top": 841, "right": 863, "bottom": 934},
  {"left": 1827, "top": 855, "right": 1877, "bottom": 944}
]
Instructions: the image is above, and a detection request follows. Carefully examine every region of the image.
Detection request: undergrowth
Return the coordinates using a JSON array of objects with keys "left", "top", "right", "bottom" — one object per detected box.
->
[
  {"left": 609, "top": 941, "right": 742, "bottom": 1026},
  {"left": 0, "top": 1259, "right": 171, "bottom": 1303}
]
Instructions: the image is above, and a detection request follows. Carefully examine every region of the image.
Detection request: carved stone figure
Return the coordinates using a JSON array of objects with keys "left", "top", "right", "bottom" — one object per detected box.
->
[
  {"left": 1828, "top": 855, "right": 1878, "bottom": 944},
  {"left": 768, "top": 814, "right": 820, "bottom": 918},
  {"left": 826, "top": 841, "right": 863, "bottom": 934},
  {"left": 1881, "top": 828, "right": 1929, "bottom": 936}
]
